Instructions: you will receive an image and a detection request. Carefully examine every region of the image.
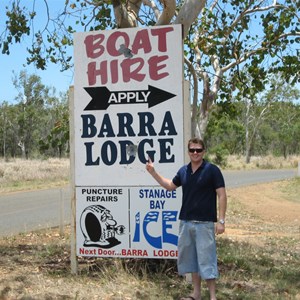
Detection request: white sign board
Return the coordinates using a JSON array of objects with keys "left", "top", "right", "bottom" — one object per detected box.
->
[{"left": 74, "top": 25, "right": 184, "bottom": 259}]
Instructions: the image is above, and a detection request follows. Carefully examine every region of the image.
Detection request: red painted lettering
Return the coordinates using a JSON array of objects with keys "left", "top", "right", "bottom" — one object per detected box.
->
[
  {"left": 87, "top": 56, "right": 169, "bottom": 85},
  {"left": 107, "top": 31, "right": 129, "bottom": 56},
  {"left": 84, "top": 27, "right": 174, "bottom": 60},
  {"left": 79, "top": 248, "right": 96, "bottom": 255},
  {"left": 148, "top": 55, "right": 169, "bottom": 80},
  {"left": 84, "top": 34, "right": 105, "bottom": 58},
  {"left": 98, "top": 249, "right": 116, "bottom": 256},
  {"left": 110, "top": 60, "right": 119, "bottom": 83},
  {"left": 121, "top": 248, "right": 148, "bottom": 257},
  {"left": 131, "top": 29, "right": 152, "bottom": 54},
  {"left": 153, "top": 249, "right": 178, "bottom": 257},
  {"left": 151, "top": 27, "right": 174, "bottom": 52},
  {"left": 121, "top": 58, "right": 145, "bottom": 82},
  {"left": 87, "top": 61, "right": 108, "bottom": 85}
]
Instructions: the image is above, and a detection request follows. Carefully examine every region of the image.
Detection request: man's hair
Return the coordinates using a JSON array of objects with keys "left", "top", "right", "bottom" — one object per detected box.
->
[{"left": 188, "top": 138, "right": 205, "bottom": 149}]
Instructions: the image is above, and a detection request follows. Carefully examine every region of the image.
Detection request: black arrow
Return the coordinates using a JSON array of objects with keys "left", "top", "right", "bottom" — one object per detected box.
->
[{"left": 83, "top": 85, "right": 176, "bottom": 111}]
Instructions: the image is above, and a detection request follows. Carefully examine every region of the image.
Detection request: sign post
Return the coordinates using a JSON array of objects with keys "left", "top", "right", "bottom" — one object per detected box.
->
[{"left": 72, "top": 25, "right": 186, "bottom": 259}]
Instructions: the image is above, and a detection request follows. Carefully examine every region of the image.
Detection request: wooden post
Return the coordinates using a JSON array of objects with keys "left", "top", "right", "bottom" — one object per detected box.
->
[
  {"left": 69, "top": 86, "right": 78, "bottom": 275},
  {"left": 184, "top": 80, "right": 192, "bottom": 285},
  {"left": 59, "top": 188, "right": 64, "bottom": 237},
  {"left": 183, "top": 80, "right": 191, "bottom": 164}
]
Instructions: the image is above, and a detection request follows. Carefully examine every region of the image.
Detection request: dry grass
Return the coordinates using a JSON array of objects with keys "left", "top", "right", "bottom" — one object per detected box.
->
[
  {"left": 0, "top": 227, "right": 179, "bottom": 299},
  {"left": 0, "top": 154, "right": 299, "bottom": 194},
  {"left": 0, "top": 158, "right": 70, "bottom": 193},
  {"left": 0, "top": 178, "right": 299, "bottom": 299},
  {"left": 0, "top": 156, "right": 299, "bottom": 299},
  {"left": 225, "top": 154, "right": 300, "bottom": 170}
]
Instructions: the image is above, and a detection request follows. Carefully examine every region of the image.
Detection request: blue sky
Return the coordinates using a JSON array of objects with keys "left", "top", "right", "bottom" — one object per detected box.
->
[
  {"left": 0, "top": 1, "right": 74, "bottom": 103},
  {"left": 1, "top": 2, "right": 298, "bottom": 104}
]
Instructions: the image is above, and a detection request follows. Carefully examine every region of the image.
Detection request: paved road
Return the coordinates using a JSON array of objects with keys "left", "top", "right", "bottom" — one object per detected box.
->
[
  {"left": 0, "top": 169, "right": 297, "bottom": 237},
  {"left": 0, "top": 188, "right": 71, "bottom": 237},
  {"left": 223, "top": 168, "right": 297, "bottom": 188}
]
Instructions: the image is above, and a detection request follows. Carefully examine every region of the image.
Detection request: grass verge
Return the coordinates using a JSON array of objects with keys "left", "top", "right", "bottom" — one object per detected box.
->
[
  {"left": 1, "top": 178, "right": 300, "bottom": 299},
  {"left": 0, "top": 225, "right": 299, "bottom": 299}
]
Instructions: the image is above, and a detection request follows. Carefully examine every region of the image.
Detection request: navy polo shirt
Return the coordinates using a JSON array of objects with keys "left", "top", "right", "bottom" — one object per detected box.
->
[{"left": 172, "top": 160, "right": 225, "bottom": 222}]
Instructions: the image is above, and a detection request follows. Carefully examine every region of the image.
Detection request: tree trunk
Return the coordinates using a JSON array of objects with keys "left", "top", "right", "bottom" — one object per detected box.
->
[
  {"left": 174, "top": 0, "right": 206, "bottom": 38},
  {"left": 18, "top": 141, "right": 26, "bottom": 159},
  {"left": 112, "top": 0, "right": 141, "bottom": 28},
  {"left": 156, "top": 0, "right": 176, "bottom": 25}
]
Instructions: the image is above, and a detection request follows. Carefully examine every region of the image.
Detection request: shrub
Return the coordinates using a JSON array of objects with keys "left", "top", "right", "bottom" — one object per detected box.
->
[{"left": 210, "top": 145, "right": 229, "bottom": 168}]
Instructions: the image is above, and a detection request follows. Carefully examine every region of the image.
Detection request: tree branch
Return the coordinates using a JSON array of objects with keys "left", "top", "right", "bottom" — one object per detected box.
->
[
  {"left": 156, "top": 0, "right": 176, "bottom": 25},
  {"left": 112, "top": 0, "right": 140, "bottom": 28},
  {"left": 226, "top": 1, "right": 285, "bottom": 40},
  {"left": 142, "top": 0, "right": 161, "bottom": 21},
  {"left": 174, "top": 0, "right": 206, "bottom": 39},
  {"left": 184, "top": 56, "right": 199, "bottom": 136}
]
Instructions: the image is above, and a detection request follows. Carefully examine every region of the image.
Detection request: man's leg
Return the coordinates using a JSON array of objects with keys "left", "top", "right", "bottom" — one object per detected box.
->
[
  {"left": 206, "top": 279, "right": 216, "bottom": 300},
  {"left": 191, "top": 272, "right": 202, "bottom": 300},
  {"left": 181, "top": 272, "right": 201, "bottom": 300}
]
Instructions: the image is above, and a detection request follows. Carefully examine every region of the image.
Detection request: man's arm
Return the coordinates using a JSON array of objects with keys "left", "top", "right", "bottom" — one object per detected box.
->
[
  {"left": 215, "top": 187, "right": 227, "bottom": 234},
  {"left": 146, "top": 158, "right": 177, "bottom": 191}
]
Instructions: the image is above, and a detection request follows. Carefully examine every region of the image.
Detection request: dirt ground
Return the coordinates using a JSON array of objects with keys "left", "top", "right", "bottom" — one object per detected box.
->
[
  {"left": 224, "top": 180, "right": 300, "bottom": 244},
  {"left": 0, "top": 180, "right": 299, "bottom": 300}
]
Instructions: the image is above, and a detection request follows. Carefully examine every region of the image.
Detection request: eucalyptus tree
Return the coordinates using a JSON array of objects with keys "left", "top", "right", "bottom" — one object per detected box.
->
[
  {"left": 12, "top": 70, "right": 53, "bottom": 158},
  {"left": 39, "top": 91, "right": 70, "bottom": 157},
  {"left": 229, "top": 73, "right": 300, "bottom": 161},
  {"left": 187, "top": 0, "right": 300, "bottom": 137},
  {"left": 0, "top": 102, "right": 9, "bottom": 158},
  {"left": 205, "top": 101, "right": 245, "bottom": 155},
  {"left": 1, "top": 0, "right": 299, "bottom": 138},
  {"left": 0, "top": 101, "right": 26, "bottom": 158},
  {"left": 0, "top": 101, "right": 14, "bottom": 158},
  {"left": 243, "top": 92, "right": 272, "bottom": 163},
  {"left": 265, "top": 78, "right": 300, "bottom": 157}
]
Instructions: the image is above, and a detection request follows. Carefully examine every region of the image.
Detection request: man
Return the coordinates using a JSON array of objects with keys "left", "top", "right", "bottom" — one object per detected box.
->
[{"left": 146, "top": 138, "right": 227, "bottom": 300}]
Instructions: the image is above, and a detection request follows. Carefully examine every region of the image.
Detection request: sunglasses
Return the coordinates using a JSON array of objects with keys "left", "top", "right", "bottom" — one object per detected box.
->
[{"left": 189, "top": 148, "right": 204, "bottom": 153}]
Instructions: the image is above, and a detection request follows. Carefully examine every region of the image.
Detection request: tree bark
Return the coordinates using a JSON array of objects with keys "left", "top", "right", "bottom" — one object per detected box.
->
[
  {"left": 112, "top": 0, "right": 142, "bottom": 28},
  {"left": 174, "top": 0, "right": 206, "bottom": 39},
  {"left": 156, "top": 0, "right": 176, "bottom": 25}
]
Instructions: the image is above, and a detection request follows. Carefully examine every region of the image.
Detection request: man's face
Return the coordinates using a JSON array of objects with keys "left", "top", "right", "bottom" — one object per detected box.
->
[{"left": 188, "top": 143, "right": 205, "bottom": 163}]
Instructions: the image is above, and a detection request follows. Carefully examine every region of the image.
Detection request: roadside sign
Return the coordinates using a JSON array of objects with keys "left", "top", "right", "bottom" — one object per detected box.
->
[{"left": 73, "top": 25, "right": 184, "bottom": 258}]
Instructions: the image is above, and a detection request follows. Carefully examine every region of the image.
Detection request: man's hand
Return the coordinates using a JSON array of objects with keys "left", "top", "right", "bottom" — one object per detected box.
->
[
  {"left": 146, "top": 157, "right": 155, "bottom": 175},
  {"left": 215, "top": 223, "right": 225, "bottom": 235},
  {"left": 145, "top": 157, "right": 176, "bottom": 191}
]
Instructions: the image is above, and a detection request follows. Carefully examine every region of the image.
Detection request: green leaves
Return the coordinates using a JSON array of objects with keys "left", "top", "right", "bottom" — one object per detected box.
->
[
  {"left": 0, "top": 70, "right": 71, "bottom": 158},
  {"left": 188, "top": 1, "right": 300, "bottom": 104},
  {"left": 5, "top": 4, "right": 30, "bottom": 43},
  {"left": 0, "top": 1, "right": 117, "bottom": 70},
  {"left": 1, "top": 3, "right": 30, "bottom": 54}
]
